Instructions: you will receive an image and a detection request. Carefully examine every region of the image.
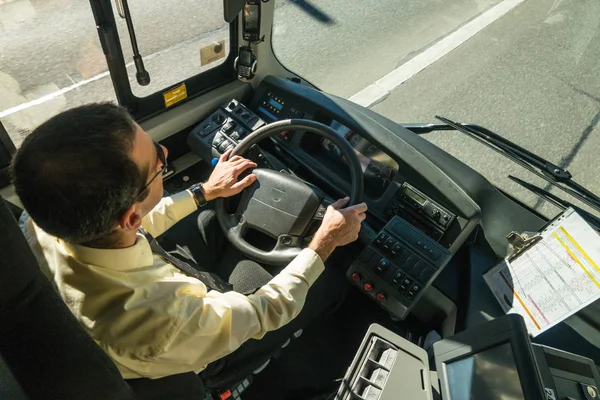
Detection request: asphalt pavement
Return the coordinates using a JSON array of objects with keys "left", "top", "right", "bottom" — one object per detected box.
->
[{"left": 371, "top": 0, "right": 600, "bottom": 218}]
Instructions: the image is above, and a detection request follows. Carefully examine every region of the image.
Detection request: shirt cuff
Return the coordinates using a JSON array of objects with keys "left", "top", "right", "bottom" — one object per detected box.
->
[
  {"left": 171, "top": 190, "right": 199, "bottom": 218},
  {"left": 283, "top": 248, "right": 325, "bottom": 287}
]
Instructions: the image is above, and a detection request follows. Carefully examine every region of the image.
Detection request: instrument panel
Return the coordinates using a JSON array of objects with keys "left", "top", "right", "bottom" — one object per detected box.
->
[
  {"left": 253, "top": 91, "right": 399, "bottom": 199},
  {"left": 320, "top": 120, "right": 398, "bottom": 198}
]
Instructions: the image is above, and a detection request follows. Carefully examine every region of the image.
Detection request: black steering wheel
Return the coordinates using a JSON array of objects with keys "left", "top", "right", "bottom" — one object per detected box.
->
[{"left": 215, "top": 119, "right": 364, "bottom": 265}]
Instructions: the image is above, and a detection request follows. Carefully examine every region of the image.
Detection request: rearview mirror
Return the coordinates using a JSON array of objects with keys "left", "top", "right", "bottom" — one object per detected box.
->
[{"left": 224, "top": 0, "right": 246, "bottom": 23}]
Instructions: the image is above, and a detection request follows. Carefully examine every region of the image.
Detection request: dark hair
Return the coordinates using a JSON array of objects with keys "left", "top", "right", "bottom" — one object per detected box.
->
[{"left": 12, "top": 103, "right": 149, "bottom": 244}]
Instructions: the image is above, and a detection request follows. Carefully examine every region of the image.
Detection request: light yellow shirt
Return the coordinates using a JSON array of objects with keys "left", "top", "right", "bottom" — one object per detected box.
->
[{"left": 21, "top": 190, "right": 325, "bottom": 379}]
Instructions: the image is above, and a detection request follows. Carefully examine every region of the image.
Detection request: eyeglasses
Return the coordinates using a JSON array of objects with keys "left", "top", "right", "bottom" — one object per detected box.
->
[{"left": 135, "top": 141, "right": 167, "bottom": 200}]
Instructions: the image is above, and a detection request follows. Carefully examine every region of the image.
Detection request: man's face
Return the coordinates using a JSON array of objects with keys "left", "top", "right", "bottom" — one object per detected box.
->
[{"left": 129, "top": 123, "right": 168, "bottom": 218}]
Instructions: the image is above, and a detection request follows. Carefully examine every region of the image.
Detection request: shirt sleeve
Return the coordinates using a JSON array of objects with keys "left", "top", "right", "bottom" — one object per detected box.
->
[
  {"left": 145, "top": 248, "right": 325, "bottom": 375},
  {"left": 141, "top": 190, "right": 198, "bottom": 237}
]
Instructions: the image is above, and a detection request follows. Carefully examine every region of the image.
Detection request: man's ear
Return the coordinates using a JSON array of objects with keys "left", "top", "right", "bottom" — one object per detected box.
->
[{"left": 119, "top": 205, "right": 143, "bottom": 231}]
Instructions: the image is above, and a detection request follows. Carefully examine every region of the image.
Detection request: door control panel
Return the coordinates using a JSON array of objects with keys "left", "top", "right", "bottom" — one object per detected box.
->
[{"left": 347, "top": 216, "right": 452, "bottom": 320}]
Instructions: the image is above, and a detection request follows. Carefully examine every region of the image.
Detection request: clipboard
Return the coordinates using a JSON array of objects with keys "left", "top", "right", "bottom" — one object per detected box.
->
[{"left": 484, "top": 207, "right": 600, "bottom": 337}]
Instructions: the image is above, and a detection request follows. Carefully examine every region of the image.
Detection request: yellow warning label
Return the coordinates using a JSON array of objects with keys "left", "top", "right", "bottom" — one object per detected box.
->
[{"left": 163, "top": 83, "right": 187, "bottom": 108}]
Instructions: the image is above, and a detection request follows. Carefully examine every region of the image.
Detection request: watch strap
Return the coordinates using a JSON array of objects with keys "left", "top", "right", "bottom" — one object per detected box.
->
[{"left": 189, "top": 183, "right": 208, "bottom": 207}]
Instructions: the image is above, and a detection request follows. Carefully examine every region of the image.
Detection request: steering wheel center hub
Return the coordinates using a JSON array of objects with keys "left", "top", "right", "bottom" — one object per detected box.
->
[{"left": 238, "top": 169, "right": 323, "bottom": 238}]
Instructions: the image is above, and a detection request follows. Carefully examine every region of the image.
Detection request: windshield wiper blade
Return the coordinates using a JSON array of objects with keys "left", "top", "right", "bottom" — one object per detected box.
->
[{"left": 434, "top": 116, "right": 600, "bottom": 214}]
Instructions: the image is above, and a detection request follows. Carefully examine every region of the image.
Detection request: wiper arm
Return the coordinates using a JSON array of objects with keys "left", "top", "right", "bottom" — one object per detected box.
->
[
  {"left": 434, "top": 116, "right": 600, "bottom": 214},
  {"left": 508, "top": 175, "right": 600, "bottom": 230},
  {"left": 507, "top": 175, "right": 569, "bottom": 211}
]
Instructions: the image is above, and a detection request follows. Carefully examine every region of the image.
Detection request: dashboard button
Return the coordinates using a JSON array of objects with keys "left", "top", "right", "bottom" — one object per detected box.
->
[
  {"left": 212, "top": 135, "right": 225, "bottom": 148},
  {"left": 376, "top": 292, "right": 386, "bottom": 302},
  {"left": 374, "top": 258, "right": 389, "bottom": 275},
  {"left": 402, "top": 255, "right": 418, "bottom": 271},
  {"left": 222, "top": 121, "right": 236, "bottom": 133},
  {"left": 363, "top": 283, "right": 374, "bottom": 293},
  {"left": 398, "top": 277, "right": 412, "bottom": 293},
  {"left": 374, "top": 233, "right": 388, "bottom": 247},
  {"left": 351, "top": 272, "right": 361, "bottom": 282},
  {"left": 390, "top": 243, "right": 402, "bottom": 258},
  {"left": 218, "top": 140, "right": 231, "bottom": 152},
  {"left": 382, "top": 238, "right": 395, "bottom": 253},
  {"left": 389, "top": 269, "right": 403, "bottom": 285},
  {"left": 406, "top": 283, "right": 422, "bottom": 300},
  {"left": 396, "top": 248, "right": 411, "bottom": 264},
  {"left": 405, "top": 260, "right": 424, "bottom": 278}
]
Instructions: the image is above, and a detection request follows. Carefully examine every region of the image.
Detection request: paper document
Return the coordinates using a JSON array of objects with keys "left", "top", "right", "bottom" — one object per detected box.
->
[{"left": 484, "top": 208, "right": 600, "bottom": 337}]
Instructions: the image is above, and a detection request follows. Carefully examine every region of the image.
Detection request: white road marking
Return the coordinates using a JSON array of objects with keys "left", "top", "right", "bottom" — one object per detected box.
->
[
  {"left": 349, "top": 0, "right": 526, "bottom": 108},
  {"left": 0, "top": 71, "right": 110, "bottom": 120}
]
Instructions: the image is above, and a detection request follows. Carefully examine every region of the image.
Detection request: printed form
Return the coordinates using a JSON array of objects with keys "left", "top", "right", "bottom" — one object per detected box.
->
[{"left": 484, "top": 209, "right": 600, "bottom": 337}]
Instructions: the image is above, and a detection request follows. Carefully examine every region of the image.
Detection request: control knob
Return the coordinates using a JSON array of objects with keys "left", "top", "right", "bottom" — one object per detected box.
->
[{"left": 432, "top": 209, "right": 441, "bottom": 219}]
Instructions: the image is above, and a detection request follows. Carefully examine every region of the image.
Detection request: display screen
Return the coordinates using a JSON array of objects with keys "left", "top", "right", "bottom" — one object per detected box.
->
[
  {"left": 244, "top": 4, "right": 259, "bottom": 31},
  {"left": 404, "top": 187, "right": 427, "bottom": 206},
  {"left": 446, "top": 343, "right": 525, "bottom": 400},
  {"left": 268, "top": 98, "right": 283, "bottom": 111},
  {"left": 321, "top": 120, "right": 398, "bottom": 197}
]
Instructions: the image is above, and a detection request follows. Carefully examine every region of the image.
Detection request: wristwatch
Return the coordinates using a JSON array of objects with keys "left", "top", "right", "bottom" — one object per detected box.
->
[{"left": 189, "top": 183, "right": 208, "bottom": 207}]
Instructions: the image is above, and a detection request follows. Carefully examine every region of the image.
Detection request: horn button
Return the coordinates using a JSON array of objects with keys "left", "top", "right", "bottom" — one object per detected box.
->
[{"left": 238, "top": 169, "right": 323, "bottom": 238}]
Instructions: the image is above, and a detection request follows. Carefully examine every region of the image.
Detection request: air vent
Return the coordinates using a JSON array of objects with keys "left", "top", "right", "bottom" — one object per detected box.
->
[{"left": 348, "top": 337, "right": 398, "bottom": 400}]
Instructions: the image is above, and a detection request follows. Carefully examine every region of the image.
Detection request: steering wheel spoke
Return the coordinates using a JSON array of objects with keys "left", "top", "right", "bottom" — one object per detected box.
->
[
  {"left": 274, "top": 234, "right": 304, "bottom": 251},
  {"left": 216, "top": 119, "right": 364, "bottom": 265}
]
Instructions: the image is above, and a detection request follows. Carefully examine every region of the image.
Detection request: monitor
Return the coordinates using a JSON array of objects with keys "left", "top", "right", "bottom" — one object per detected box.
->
[{"left": 434, "top": 314, "right": 546, "bottom": 400}]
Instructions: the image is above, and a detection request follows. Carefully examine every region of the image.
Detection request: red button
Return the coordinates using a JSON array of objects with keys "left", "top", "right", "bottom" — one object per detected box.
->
[
  {"left": 376, "top": 292, "right": 386, "bottom": 302},
  {"left": 363, "top": 283, "right": 373, "bottom": 292},
  {"left": 351, "top": 272, "right": 361, "bottom": 282}
]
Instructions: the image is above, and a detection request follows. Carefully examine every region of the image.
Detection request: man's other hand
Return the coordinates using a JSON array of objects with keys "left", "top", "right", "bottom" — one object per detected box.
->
[
  {"left": 202, "top": 149, "right": 257, "bottom": 200},
  {"left": 308, "top": 197, "right": 368, "bottom": 262}
]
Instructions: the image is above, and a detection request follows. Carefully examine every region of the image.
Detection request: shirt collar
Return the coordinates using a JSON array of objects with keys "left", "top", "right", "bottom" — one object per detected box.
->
[{"left": 60, "top": 231, "right": 155, "bottom": 271}]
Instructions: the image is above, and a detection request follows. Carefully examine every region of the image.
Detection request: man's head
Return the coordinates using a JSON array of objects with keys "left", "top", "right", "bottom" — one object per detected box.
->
[{"left": 12, "top": 103, "right": 168, "bottom": 245}]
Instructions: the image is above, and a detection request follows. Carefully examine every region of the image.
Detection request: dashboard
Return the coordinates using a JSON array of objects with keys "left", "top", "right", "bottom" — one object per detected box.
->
[{"left": 186, "top": 76, "right": 480, "bottom": 320}]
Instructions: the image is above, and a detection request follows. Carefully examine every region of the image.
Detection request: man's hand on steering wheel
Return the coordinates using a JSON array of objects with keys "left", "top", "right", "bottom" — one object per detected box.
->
[
  {"left": 308, "top": 197, "right": 368, "bottom": 262},
  {"left": 201, "top": 149, "right": 258, "bottom": 201}
]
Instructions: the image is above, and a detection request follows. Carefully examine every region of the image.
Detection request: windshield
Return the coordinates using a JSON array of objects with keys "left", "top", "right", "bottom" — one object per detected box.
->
[
  {"left": 273, "top": 0, "right": 600, "bottom": 219},
  {"left": 0, "top": 0, "right": 229, "bottom": 147}
]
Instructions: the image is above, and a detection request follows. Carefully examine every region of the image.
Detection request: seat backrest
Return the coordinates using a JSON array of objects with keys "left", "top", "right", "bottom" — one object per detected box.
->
[{"left": 0, "top": 195, "right": 133, "bottom": 400}]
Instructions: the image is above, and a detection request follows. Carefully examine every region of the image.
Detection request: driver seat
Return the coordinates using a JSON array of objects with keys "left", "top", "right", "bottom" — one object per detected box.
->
[{"left": 0, "top": 194, "right": 258, "bottom": 399}]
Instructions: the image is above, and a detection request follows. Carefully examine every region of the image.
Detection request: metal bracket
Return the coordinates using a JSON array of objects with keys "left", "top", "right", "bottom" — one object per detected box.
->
[{"left": 506, "top": 231, "right": 542, "bottom": 262}]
